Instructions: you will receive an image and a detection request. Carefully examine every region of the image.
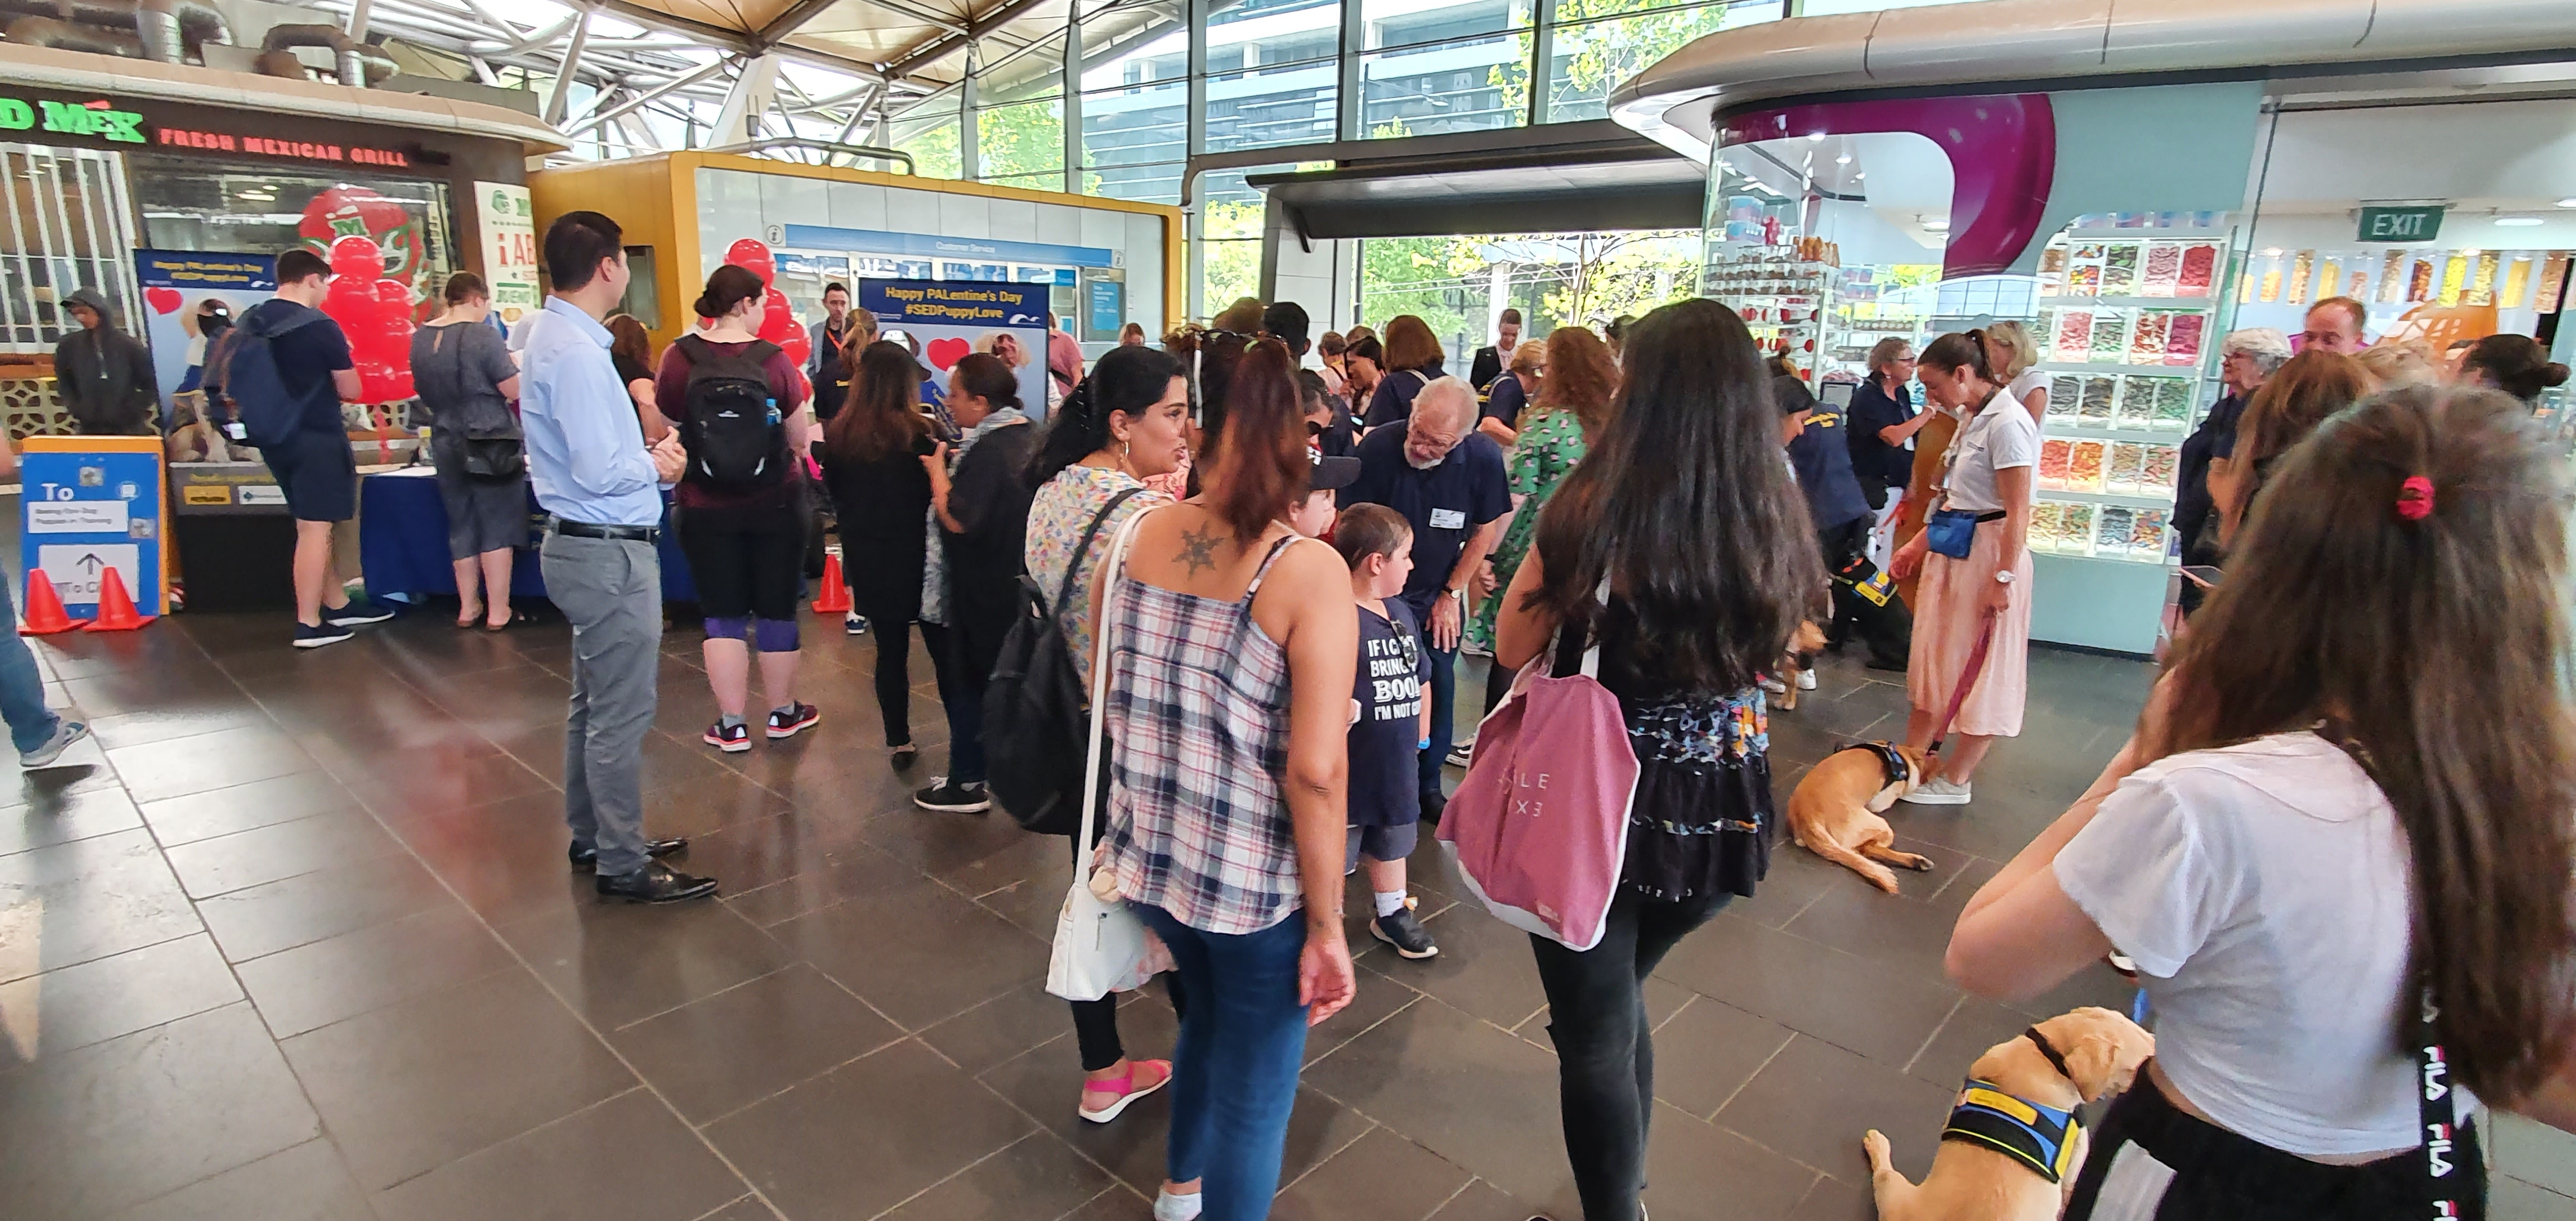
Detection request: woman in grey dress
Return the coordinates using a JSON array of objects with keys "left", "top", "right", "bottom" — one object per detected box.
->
[{"left": 410, "top": 272, "right": 526, "bottom": 629}]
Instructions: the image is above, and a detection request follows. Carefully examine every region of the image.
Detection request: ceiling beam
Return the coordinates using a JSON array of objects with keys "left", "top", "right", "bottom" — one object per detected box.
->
[
  {"left": 751, "top": 0, "right": 844, "bottom": 45},
  {"left": 882, "top": 0, "right": 1051, "bottom": 79}
]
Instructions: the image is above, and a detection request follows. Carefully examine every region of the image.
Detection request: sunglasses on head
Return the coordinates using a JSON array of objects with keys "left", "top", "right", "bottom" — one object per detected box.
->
[{"left": 1306, "top": 420, "right": 1326, "bottom": 437}]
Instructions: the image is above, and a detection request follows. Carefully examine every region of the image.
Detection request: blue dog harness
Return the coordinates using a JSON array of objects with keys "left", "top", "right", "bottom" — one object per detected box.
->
[{"left": 1938, "top": 1028, "right": 2083, "bottom": 1184}]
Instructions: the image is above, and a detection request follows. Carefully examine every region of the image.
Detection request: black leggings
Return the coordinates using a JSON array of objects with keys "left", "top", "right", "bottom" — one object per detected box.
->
[
  {"left": 1528, "top": 888, "right": 1729, "bottom": 1221},
  {"left": 850, "top": 581, "right": 918, "bottom": 748}
]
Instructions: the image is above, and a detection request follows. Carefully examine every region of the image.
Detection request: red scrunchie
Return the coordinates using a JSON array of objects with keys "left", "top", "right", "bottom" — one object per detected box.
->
[{"left": 2395, "top": 475, "right": 2436, "bottom": 521}]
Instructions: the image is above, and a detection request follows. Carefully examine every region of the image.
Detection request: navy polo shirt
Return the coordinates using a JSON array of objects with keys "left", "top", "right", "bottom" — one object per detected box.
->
[
  {"left": 1788, "top": 408, "right": 1874, "bottom": 532},
  {"left": 1361, "top": 359, "right": 1447, "bottom": 428},
  {"left": 1483, "top": 372, "right": 1528, "bottom": 430},
  {"left": 1844, "top": 377, "right": 1919, "bottom": 490},
  {"left": 1343, "top": 423, "right": 1511, "bottom": 616}
]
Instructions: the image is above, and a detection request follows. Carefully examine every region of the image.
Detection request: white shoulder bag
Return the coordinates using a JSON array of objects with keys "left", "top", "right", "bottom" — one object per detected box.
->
[{"left": 1045, "top": 506, "right": 1161, "bottom": 1002}]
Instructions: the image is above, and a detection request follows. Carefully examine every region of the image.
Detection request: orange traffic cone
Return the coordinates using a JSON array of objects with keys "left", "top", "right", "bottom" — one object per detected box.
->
[
  {"left": 82, "top": 567, "right": 153, "bottom": 632},
  {"left": 812, "top": 551, "right": 853, "bottom": 615},
  {"left": 18, "top": 569, "right": 76, "bottom": 635}
]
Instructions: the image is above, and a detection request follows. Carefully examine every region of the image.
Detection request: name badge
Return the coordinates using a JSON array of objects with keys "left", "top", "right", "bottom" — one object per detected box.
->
[{"left": 1428, "top": 508, "right": 1466, "bottom": 530}]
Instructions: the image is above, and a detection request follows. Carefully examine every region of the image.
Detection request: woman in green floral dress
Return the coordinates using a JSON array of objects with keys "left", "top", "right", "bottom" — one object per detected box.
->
[{"left": 1466, "top": 325, "right": 1625, "bottom": 716}]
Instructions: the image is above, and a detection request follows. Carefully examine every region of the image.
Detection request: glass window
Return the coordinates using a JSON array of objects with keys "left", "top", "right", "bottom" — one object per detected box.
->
[
  {"left": 1087, "top": 162, "right": 1184, "bottom": 205},
  {"left": 1361, "top": 32, "right": 1529, "bottom": 138},
  {"left": 1205, "top": 60, "right": 1341, "bottom": 153},
  {"left": 1082, "top": 77, "right": 1187, "bottom": 170},
  {"left": 131, "top": 158, "right": 456, "bottom": 301},
  {"left": 888, "top": 93, "right": 963, "bottom": 179},
  {"left": 1365, "top": 0, "right": 1531, "bottom": 51},
  {"left": 1197, "top": 168, "right": 1270, "bottom": 318},
  {"left": 976, "top": 98, "right": 1066, "bottom": 182},
  {"left": 0, "top": 145, "right": 136, "bottom": 351},
  {"left": 1544, "top": 1, "right": 1769, "bottom": 123}
]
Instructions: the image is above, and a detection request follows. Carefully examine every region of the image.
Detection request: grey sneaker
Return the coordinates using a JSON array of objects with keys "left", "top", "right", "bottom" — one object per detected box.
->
[
  {"left": 19, "top": 720, "right": 87, "bottom": 769},
  {"left": 1369, "top": 897, "right": 1439, "bottom": 959},
  {"left": 1899, "top": 775, "right": 1972, "bottom": 806}
]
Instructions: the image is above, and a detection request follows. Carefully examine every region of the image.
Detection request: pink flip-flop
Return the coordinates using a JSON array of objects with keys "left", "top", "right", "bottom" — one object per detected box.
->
[{"left": 1078, "top": 1058, "right": 1172, "bottom": 1124}]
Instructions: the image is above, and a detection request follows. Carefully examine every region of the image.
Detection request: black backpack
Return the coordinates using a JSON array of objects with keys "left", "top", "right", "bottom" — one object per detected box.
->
[
  {"left": 675, "top": 334, "right": 785, "bottom": 489},
  {"left": 984, "top": 487, "right": 1144, "bottom": 835}
]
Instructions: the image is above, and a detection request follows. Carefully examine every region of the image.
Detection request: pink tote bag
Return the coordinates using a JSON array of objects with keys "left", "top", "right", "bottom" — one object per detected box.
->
[{"left": 1436, "top": 616, "right": 1638, "bottom": 951}]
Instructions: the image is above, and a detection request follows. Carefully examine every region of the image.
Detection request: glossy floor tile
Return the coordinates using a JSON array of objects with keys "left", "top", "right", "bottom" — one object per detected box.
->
[{"left": 0, "top": 607, "right": 2563, "bottom": 1221}]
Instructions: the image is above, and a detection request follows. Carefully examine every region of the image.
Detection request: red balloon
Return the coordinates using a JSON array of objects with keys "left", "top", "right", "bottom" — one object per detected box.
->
[
  {"left": 724, "top": 239, "right": 775, "bottom": 286},
  {"left": 757, "top": 287, "right": 795, "bottom": 344},
  {"left": 328, "top": 235, "right": 385, "bottom": 280}
]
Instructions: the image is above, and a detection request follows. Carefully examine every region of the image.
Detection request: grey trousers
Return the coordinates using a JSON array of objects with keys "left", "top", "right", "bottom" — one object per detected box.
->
[{"left": 539, "top": 530, "right": 661, "bottom": 877}]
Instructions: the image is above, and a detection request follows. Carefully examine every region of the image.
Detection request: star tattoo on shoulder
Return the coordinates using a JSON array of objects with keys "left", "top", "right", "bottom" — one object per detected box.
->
[{"left": 1178, "top": 524, "right": 1222, "bottom": 575}]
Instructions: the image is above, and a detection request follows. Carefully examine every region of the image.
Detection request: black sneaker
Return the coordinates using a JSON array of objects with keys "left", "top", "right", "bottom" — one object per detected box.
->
[
  {"left": 891, "top": 743, "right": 920, "bottom": 770},
  {"left": 1419, "top": 789, "right": 1447, "bottom": 826},
  {"left": 321, "top": 595, "right": 395, "bottom": 626},
  {"left": 766, "top": 702, "right": 821, "bottom": 740},
  {"left": 913, "top": 776, "right": 990, "bottom": 813},
  {"left": 596, "top": 860, "right": 719, "bottom": 903},
  {"left": 704, "top": 720, "right": 751, "bottom": 753},
  {"left": 844, "top": 613, "right": 869, "bottom": 636},
  {"left": 293, "top": 621, "right": 355, "bottom": 649},
  {"left": 568, "top": 836, "right": 689, "bottom": 872},
  {"left": 1370, "top": 898, "right": 1439, "bottom": 959}
]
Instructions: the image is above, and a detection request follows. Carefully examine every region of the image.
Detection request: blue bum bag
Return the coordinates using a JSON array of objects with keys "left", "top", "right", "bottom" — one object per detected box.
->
[{"left": 1924, "top": 507, "right": 2005, "bottom": 559}]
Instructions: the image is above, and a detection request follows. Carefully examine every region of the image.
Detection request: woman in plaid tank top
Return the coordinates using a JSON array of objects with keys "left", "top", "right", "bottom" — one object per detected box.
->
[{"left": 1092, "top": 341, "right": 1358, "bottom": 1221}]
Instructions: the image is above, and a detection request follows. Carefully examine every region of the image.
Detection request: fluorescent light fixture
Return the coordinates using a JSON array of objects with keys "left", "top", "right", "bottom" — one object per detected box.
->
[
  {"left": 1853, "top": 172, "right": 1865, "bottom": 180},
  {"left": 2262, "top": 248, "right": 2282, "bottom": 257},
  {"left": 2495, "top": 216, "right": 2544, "bottom": 227},
  {"left": 1835, "top": 154, "right": 1852, "bottom": 164},
  {"left": 2557, "top": 198, "right": 2576, "bottom": 208},
  {"left": 1920, "top": 216, "right": 1949, "bottom": 233},
  {"left": 1807, "top": 132, "right": 1825, "bottom": 141}
]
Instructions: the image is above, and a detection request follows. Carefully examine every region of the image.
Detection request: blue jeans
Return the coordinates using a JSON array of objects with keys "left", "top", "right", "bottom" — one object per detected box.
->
[
  {"left": 1418, "top": 636, "right": 1457, "bottom": 799},
  {"left": 1134, "top": 903, "right": 1310, "bottom": 1220},
  {"left": 919, "top": 621, "right": 985, "bottom": 784},
  {"left": 0, "top": 572, "right": 61, "bottom": 754}
]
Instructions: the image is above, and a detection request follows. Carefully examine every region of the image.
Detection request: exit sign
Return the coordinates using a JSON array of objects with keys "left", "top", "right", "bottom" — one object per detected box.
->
[{"left": 2358, "top": 204, "right": 2445, "bottom": 243}]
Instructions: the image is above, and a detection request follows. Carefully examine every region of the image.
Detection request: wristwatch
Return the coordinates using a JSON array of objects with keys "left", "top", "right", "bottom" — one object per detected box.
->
[{"left": 1994, "top": 570, "right": 2016, "bottom": 585}]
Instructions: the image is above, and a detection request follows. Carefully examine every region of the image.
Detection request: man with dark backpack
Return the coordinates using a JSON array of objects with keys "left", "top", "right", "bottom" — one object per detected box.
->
[{"left": 230, "top": 248, "right": 395, "bottom": 647}]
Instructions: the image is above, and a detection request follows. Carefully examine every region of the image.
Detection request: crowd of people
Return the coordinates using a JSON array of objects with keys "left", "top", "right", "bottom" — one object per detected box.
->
[{"left": 27, "top": 210, "right": 2576, "bottom": 1218}]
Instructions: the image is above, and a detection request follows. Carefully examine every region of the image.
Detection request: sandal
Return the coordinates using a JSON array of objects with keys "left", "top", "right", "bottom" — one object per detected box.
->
[
  {"left": 482, "top": 609, "right": 529, "bottom": 632},
  {"left": 454, "top": 599, "right": 482, "bottom": 629},
  {"left": 1078, "top": 1058, "right": 1172, "bottom": 1124}
]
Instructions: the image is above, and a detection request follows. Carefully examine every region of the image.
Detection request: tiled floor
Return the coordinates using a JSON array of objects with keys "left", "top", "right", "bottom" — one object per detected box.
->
[{"left": 0, "top": 607, "right": 2569, "bottom": 1220}]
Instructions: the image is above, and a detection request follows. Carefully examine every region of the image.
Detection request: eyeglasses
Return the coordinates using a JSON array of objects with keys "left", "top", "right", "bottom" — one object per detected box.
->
[{"left": 1306, "top": 420, "right": 1327, "bottom": 437}]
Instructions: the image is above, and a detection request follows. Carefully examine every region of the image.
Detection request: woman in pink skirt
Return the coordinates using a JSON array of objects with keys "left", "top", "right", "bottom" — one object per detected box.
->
[{"left": 1889, "top": 330, "right": 2036, "bottom": 804}]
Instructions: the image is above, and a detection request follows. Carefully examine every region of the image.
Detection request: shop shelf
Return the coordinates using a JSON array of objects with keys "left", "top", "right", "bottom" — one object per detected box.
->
[
  {"left": 2038, "top": 361, "right": 2204, "bottom": 375},
  {"left": 2042, "top": 424, "right": 2190, "bottom": 442},
  {"left": 2036, "top": 294, "right": 2219, "bottom": 308},
  {"left": 2035, "top": 488, "right": 2176, "bottom": 509},
  {"left": 2061, "top": 227, "right": 2234, "bottom": 242}
]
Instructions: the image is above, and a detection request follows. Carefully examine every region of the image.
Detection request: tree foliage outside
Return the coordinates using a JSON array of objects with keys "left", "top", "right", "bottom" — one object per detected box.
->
[
  {"left": 976, "top": 100, "right": 1066, "bottom": 181},
  {"left": 1357, "top": 229, "right": 1701, "bottom": 347},
  {"left": 1495, "top": 0, "right": 1754, "bottom": 122}
]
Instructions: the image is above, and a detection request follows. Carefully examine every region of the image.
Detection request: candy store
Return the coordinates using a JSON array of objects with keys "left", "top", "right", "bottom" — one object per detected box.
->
[{"left": 1618, "top": 7, "right": 2576, "bottom": 654}]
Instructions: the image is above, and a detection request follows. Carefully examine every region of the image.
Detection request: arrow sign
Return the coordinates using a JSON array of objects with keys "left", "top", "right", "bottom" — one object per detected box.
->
[{"left": 75, "top": 552, "right": 103, "bottom": 573}]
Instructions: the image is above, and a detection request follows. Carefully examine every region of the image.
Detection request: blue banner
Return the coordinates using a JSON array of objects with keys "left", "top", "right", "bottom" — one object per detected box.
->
[
  {"left": 860, "top": 279, "right": 1051, "bottom": 419},
  {"left": 784, "top": 224, "right": 1114, "bottom": 269},
  {"left": 134, "top": 249, "right": 278, "bottom": 416}
]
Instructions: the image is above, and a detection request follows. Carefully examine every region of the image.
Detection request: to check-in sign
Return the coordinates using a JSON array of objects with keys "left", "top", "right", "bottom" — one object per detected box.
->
[{"left": 2358, "top": 205, "right": 2444, "bottom": 243}]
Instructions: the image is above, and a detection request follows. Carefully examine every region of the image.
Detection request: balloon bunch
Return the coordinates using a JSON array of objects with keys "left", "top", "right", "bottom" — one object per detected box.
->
[
  {"left": 319, "top": 235, "right": 416, "bottom": 404},
  {"left": 723, "top": 239, "right": 813, "bottom": 386}
]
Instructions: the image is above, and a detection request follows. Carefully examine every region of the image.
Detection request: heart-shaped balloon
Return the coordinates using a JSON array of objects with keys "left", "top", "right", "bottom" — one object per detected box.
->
[
  {"left": 144, "top": 287, "right": 183, "bottom": 315},
  {"left": 926, "top": 336, "right": 970, "bottom": 371}
]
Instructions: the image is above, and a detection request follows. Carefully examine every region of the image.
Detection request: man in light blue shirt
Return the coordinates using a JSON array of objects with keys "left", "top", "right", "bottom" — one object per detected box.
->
[{"left": 520, "top": 211, "right": 715, "bottom": 903}]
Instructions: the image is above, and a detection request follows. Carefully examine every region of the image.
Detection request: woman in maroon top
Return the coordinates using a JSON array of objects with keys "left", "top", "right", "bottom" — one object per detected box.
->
[{"left": 657, "top": 264, "right": 819, "bottom": 752}]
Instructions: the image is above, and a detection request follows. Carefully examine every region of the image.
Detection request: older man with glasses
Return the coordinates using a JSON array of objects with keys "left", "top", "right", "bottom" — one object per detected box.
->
[
  {"left": 1341, "top": 377, "right": 1508, "bottom": 822},
  {"left": 2175, "top": 326, "right": 2293, "bottom": 614}
]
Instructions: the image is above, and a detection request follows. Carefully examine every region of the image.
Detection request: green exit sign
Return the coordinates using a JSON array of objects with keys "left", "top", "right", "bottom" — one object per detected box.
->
[{"left": 2358, "top": 204, "right": 2445, "bottom": 243}]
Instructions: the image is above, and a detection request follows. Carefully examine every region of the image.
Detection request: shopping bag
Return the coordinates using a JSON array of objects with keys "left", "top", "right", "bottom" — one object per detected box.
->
[
  {"left": 1437, "top": 591, "right": 1638, "bottom": 951},
  {"left": 1046, "top": 508, "right": 1160, "bottom": 1001}
]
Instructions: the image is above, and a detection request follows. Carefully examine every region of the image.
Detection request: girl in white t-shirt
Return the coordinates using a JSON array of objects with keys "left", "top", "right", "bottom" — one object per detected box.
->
[{"left": 1946, "top": 385, "right": 2576, "bottom": 1219}]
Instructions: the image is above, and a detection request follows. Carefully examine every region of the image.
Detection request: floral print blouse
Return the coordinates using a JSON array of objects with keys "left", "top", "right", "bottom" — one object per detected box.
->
[{"left": 1467, "top": 408, "right": 1589, "bottom": 652}]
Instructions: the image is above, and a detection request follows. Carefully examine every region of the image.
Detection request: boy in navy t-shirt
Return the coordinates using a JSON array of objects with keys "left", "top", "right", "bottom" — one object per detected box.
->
[{"left": 1332, "top": 504, "right": 1439, "bottom": 959}]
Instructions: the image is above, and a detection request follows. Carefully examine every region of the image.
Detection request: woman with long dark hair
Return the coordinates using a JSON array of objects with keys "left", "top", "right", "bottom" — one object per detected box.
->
[
  {"left": 913, "top": 352, "right": 1039, "bottom": 813},
  {"left": 822, "top": 340, "right": 939, "bottom": 768},
  {"left": 1024, "top": 344, "right": 1193, "bottom": 1127},
  {"left": 1888, "top": 330, "right": 2037, "bottom": 804},
  {"left": 1360, "top": 314, "right": 1446, "bottom": 429},
  {"left": 1095, "top": 339, "right": 1358, "bottom": 1221},
  {"left": 1948, "top": 386, "right": 2576, "bottom": 1217},
  {"left": 1491, "top": 299, "right": 1824, "bottom": 1221}
]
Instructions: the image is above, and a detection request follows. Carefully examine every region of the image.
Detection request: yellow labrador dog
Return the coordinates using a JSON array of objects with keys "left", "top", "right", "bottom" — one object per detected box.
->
[
  {"left": 1785, "top": 742, "right": 1935, "bottom": 893},
  {"left": 1863, "top": 1007, "right": 2154, "bottom": 1221}
]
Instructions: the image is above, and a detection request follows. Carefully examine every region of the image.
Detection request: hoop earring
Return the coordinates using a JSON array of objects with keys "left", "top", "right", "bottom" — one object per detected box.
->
[{"left": 1118, "top": 439, "right": 1135, "bottom": 475}]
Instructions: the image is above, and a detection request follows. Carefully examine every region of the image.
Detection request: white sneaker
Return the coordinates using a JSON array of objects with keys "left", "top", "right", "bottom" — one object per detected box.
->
[
  {"left": 1795, "top": 670, "right": 1818, "bottom": 690},
  {"left": 1445, "top": 739, "right": 1474, "bottom": 767},
  {"left": 1758, "top": 675, "right": 1787, "bottom": 695},
  {"left": 1899, "top": 775, "right": 1972, "bottom": 806},
  {"left": 1154, "top": 1187, "right": 1204, "bottom": 1221}
]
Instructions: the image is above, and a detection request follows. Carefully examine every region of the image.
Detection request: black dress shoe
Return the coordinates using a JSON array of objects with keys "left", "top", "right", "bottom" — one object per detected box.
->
[
  {"left": 568, "top": 837, "right": 689, "bottom": 871},
  {"left": 596, "top": 860, "right": 719, "bottom": 903},
  {"left": 1419, "top": 789, "right": 1447, "bottom": 826}
]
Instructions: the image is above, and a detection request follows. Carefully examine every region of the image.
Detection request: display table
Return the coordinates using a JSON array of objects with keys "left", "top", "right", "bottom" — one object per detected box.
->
[{"left": 357, "top": 469, "right": 697, "bottom": 603}]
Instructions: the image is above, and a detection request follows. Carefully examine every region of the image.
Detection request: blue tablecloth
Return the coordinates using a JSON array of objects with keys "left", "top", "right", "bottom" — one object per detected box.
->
[{"left": 357, "top": 470, "right": 695, "bottom": 603}]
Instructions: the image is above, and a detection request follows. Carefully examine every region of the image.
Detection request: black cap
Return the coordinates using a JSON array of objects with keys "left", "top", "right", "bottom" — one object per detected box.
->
[{"left": 1308, "top": 446, "right": 1362, "bottom": 491}]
